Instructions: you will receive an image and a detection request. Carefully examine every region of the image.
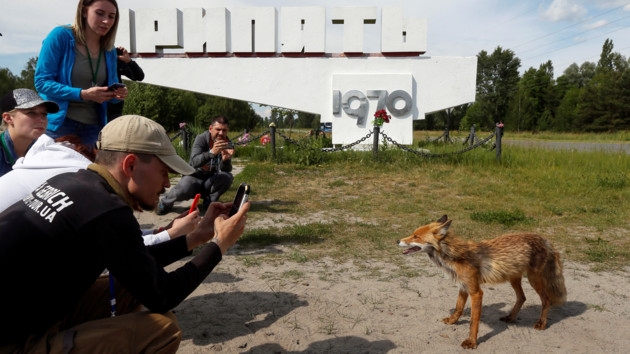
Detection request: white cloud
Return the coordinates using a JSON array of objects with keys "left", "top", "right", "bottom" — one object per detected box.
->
[
  {"left": 541, "top": 0, "right": 587, "bottom": 22},
  {"left": 583, "top": 19, "right": 608, "bottom": 29}
]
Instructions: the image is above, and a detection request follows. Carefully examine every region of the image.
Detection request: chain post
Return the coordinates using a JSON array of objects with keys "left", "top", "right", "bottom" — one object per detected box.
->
[
  {"left": 269, "top": 123, "right": 276, "bottom": 158},
  {"left": 469, "top": 124, "right": 476, "bottom": 147},
  {"left": 495, "top": 124, "right": 503, "bottom": 161},
  {"left": 182, "top": 127, "right": 190, "bottom": 154},
  {"left": 372, "top": 125, "right": 380, "bottom": 158}
]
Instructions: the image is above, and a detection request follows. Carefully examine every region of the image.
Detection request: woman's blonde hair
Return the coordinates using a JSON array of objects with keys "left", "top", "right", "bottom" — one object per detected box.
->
[{"left": 72, "top": 0, "right": 119, "bottom": 51}]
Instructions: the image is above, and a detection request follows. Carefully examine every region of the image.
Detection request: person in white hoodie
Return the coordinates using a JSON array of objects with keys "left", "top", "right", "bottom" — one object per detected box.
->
[{"left": 0, "top": 134, "right": 198, "bottom": 245}]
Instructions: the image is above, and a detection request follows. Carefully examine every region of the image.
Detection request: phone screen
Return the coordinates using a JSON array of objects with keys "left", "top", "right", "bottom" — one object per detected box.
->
[
  {"left": 228, "top": 183, "right": 250, "bottom": 216},
  {"left": 108, "top": 83, "right": 126, "bottom": 91}
]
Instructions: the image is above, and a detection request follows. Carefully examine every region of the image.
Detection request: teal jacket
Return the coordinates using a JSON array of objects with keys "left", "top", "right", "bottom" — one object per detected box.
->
[{"left": 35, "top": 26, "right": 119, "bottom": 132}]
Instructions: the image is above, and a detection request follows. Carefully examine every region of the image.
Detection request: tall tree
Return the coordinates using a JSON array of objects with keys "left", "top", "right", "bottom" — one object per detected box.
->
[
  {"left": 576, "top": 39, "right": 630, "bottom": 131},
  {"left": 17, "top": 57, "right": 38, "bottom": 90},
  {"left": 194, "top": 95, "right": 260, "bottom": 132},
  {"left": 463, "top": 47, "right": 521, "bottom": 130},
  {"left": 424, "top": 104, "right": 470, "bottom": 131},
  {"left": 597, "top": 38, "right": 615, "bottom": 72},
  {"left": 507, "top": 61, "right": 557, "bottom": 132},
  {"left": 0, "top": 68, "right": 18, "bottom": 97},
  {"left": 295, "top": 111, "right": 320, "bottom": 130},
  {"left": 559, "top": 61, "right": 595, "bottom": 89},
  {"left": 555, "top": 87, "right": 581, "bottom": 131}
]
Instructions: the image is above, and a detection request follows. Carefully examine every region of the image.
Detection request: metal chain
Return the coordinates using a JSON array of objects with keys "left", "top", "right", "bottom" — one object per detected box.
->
[
  {"left": 380, "top": 130, "right": 496, "bottom": 157},
  {"left": 229, "top": 128, "right": 495, "bottom": 157},
  {"left": 276, "top": 130, "right": 375, "bottom": 152},
  {"left": 276, "top": 131, "right": 303, "bottom": 147},
  {"left": 169, "top": 126, "right": 192, "bottom": 142},
  {"left": 429, "top": 130, "right": 447, "bottom": 143},
  {"left": 321, "top": 131, "right": 375, "bottom": 152},
  {"left": 232, "top": 130, "right": 271, "bottom": 147}
]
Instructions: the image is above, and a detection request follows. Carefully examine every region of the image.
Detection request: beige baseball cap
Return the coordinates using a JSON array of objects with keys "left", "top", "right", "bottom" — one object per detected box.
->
[{"left": 96, "top": 115, "right": 195, "bottom": 175}]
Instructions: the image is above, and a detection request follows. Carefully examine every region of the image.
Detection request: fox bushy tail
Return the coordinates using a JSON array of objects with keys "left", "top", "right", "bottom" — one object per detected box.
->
[{"left": 543, "top": 251, "right": 567, "bottom": 306}]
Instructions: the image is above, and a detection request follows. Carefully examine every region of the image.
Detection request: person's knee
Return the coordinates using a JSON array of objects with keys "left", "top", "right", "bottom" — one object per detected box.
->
[
  {"left": 218, "top": 175, "right": 234, "bottom": 191},
  {"left": 169, "top": 177, "right": 202, "bottom": 199},
  {"left": 41, "top": 311, "right": 182, "bottom": 354},
  {"left": 159, "top": 311, "right": 182, "bottom": 340},
  {"left": 141, "top": 311, "right": 182, "bottom": 353},
  {"left": 219, "top": 172, "right": 234, "bottom": 184}
]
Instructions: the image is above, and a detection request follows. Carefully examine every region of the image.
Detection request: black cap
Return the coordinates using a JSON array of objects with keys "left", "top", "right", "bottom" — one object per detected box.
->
[{"left": 0, "top": 88, "right": 59, "bottom": 114}]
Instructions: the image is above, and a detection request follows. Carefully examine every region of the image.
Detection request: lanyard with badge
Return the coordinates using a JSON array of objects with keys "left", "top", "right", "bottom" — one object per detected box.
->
[{"left": 85, "top": 45, "right": 102, "bottom": 87}]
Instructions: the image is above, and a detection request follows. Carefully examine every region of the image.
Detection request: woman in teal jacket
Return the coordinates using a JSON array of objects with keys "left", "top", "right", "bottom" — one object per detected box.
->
[{"left": 35, "top": 0, "right": 128, "bottom": 147}]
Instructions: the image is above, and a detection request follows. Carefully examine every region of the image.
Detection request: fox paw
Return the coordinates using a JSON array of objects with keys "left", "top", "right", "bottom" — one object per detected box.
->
[
  {"left": 461, "top": 339, "right": 478, "bottom": 349},
  {"left": 442, "top": 316, "right": 458, "bottom": 325},
  {"left": 533, "top": 320, "right": 547, "bottom": 330}
]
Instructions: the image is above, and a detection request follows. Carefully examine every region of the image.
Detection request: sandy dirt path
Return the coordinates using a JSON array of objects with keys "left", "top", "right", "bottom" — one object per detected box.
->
[{"left": 136, "top": 189, "right": 630, "bottom": 353}]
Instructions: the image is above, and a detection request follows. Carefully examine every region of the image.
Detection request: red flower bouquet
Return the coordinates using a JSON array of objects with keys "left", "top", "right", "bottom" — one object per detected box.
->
[{"left": 372, "top": 109, "right": 391, "bottom": 127}]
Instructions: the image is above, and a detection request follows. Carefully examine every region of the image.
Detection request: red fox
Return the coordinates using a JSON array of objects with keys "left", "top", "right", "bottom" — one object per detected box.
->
[{"left": 397, "top": 215, "right": 567, "bottom": 349}]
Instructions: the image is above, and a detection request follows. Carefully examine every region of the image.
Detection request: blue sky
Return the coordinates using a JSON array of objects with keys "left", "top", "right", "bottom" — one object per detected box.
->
[{"left": 1, "top": 0, "right": 629, "bottom": 116}]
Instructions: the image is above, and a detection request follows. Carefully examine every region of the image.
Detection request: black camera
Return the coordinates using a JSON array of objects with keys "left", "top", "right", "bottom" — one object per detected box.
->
[{"left": 116, "top": 48, "right": 123, "bottom": 55}]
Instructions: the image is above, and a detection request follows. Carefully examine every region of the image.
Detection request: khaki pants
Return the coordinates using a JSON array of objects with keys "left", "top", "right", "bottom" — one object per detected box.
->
[{"left": 2, "top": 276, "right": 181, "bottom": 354}]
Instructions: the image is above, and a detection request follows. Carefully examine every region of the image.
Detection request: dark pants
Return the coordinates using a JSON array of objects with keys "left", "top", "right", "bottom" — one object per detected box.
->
[
  {"left": 1, "top": 276, "right": 181, "bottom": 354},
  {"left": 161, "top": 171, "right": 233, "bottom": 208}
]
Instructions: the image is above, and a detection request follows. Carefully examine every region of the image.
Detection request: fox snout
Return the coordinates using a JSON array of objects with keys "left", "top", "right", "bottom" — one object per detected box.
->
[
  {"left": 398, "top": 236, "right": 414, "bottom": 246},
  {"left": 398, "top": 238, "right": 423, "bottom": 255}
]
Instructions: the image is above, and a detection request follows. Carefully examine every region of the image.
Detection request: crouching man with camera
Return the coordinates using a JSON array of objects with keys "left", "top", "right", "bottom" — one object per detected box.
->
[{"left": 157, "top": 115, "right": 234, "bottom": 215}]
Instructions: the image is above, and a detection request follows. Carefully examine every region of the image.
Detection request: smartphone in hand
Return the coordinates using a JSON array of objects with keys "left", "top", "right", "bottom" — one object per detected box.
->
[
  {"left": 108, "top": 83, "right": 126, "bottom": 91},
  {"left": 228, "top": 183, "right": 250, "bottom": 216}
]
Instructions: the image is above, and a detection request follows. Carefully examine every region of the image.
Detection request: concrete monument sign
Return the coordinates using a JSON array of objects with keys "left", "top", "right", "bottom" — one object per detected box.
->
[{"left": 117, "top": 6, "right": 476, "bottom": 146}]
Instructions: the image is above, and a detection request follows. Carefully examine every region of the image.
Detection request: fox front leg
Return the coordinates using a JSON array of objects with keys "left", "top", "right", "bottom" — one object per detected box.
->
[
  {"left": 461, "top": 289, "right": 483, "bottom": 349},
  {"left": 443, "top": 289, "right": 468, "bottom": 324}
]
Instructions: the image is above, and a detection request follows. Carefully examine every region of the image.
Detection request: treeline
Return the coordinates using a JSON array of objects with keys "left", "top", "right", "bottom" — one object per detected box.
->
[
  {"left": 122, "top": 81, "right": 261, "bottom": 133},
  {"left": 4, "top": 38, "right": 628, "bottom": 133},
  {"left": 421, "top": 38, "right": 630, "bottom": 133}
]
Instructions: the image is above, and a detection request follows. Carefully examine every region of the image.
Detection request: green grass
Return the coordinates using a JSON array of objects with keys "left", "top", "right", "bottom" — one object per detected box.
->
[
  {"left": 506, "top": 130, "right": 630, "bottom": 142},
  {"left": 206, "top": 131, "right": 630, "bottom": 272},
  {"left": 470, "top": 209, "right": 532, "bottom": 227}
]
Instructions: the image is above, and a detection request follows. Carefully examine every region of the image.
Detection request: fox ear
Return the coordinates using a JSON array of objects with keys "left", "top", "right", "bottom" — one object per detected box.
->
[
  {"left": 437, "top": 219, "right": 452, "bottom": 239},
  {"left": 437, "top": 215, "right": 448, "bottom": 223}
]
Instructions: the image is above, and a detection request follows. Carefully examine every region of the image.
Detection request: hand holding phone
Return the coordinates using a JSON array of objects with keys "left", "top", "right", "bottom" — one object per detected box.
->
[
  {"left": 228, "top": 183, "right": 250, "bottom": 216},
  {"left": 108, "top": 83, "right": 126, "bottom": 91},
  {"left": 189, "top": 193, "right": 201, "bottom": 214}
]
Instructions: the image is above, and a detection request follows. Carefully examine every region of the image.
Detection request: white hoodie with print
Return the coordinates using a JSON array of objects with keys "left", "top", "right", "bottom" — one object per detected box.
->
[
  {"left": 0, "top": 135, "right": 169, "bottom": 245},
  {"left": 0, "top": 135, "right": 90, "bottom": 212}
]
